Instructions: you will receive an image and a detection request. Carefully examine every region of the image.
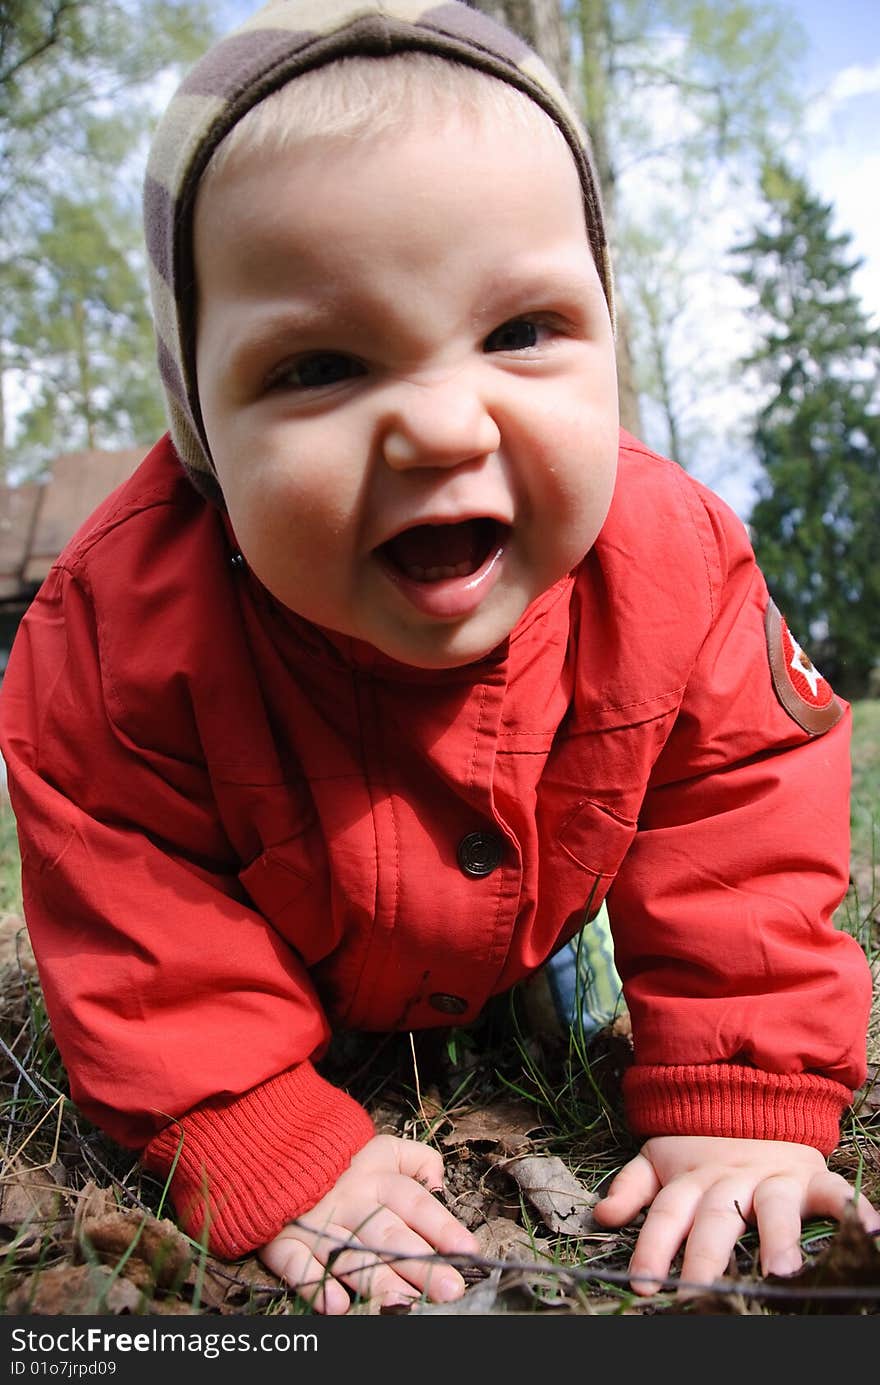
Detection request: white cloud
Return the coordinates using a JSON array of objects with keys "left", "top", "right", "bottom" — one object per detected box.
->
[
  {"left": 804, "top": 59, "right": 880, "bottom": 134},
  {"left": 826, "top": 59, "right": 880, "bottom": 102},
  {"left": 798, "top": 57, "right": 880, "bottom": 323},
  {"left": 810, "top": 149, "right": 880, "bottom": 324}
]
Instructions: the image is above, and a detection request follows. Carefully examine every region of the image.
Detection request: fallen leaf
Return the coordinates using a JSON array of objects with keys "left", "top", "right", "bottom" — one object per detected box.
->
[
  {"left": 854, "top": 1064, "right": 879, "bottom": 1114},
  {"left": 74, "top": 1183, "right": 191, "bottom": 1291},
  {"left": 475, "top": 1213, "right": 555, "bottom": 1262},
  {"left": 762, "top": 1207, "right": 880, "bottom": 1313},
  {"left": 188, "top": 1254, "right": 283, "bottom": 1311},
  {"left": 408, "top": 1267, "right": 503, "bottom": 1314},
  {"left": 500, "top": 1153, "right": 599, "bottom": 1236},
  {"left": 440, "top": 1097, "right": 543, "bottom": 1154},
  {"left": 473, "top": 1214, "right": 580, "bottom": 1309},
  {"left": 6, "top": 1262, "right": 143, "bottom": 1315},
  {"left": 0, "top": 1157, "right": 69, "bottom": 1248},
  {"left": 0, "top": 914, "right": 36, "bottom": 973},
  {"left": 681, "top": 1291, "right": 764, "bottom": 1316}
]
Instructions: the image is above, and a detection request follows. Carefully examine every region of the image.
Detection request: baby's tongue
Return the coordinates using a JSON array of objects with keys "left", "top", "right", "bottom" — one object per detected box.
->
[{"left": 386, "top": 520, "right": 489, "bottom": 581}]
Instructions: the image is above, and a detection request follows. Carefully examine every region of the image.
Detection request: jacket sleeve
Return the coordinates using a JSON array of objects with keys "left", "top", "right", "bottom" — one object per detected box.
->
[
  {"left": 607, "top": 485, "right": 871, "bottom": 1156},
  {"left": 0, "top": 564, "right": 374, "bottom": 1258}
]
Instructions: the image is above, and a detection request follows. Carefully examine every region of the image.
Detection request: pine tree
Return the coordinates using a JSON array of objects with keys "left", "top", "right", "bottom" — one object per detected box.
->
[{"left": 733, "top": 162, "right": 880, "bottom": 697}]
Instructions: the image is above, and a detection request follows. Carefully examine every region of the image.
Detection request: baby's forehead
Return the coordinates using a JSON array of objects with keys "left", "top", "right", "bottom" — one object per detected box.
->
[
  {"left": 200, "top": 52, "right": 573, "bottom": 192},
  {"left": 194, "top": 76, "right": 592, "bottom": 284}
]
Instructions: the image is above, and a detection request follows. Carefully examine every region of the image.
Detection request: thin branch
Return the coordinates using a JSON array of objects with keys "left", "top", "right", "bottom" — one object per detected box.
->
[{"left": 0, "top": 0, "right": 78, "bottom": 88}]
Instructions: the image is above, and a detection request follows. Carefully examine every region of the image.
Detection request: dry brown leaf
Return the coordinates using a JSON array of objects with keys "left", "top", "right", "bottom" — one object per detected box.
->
[
  {"left": 501, "top": 1152, "right": 599, "bottom": 1236},
  {"left": 854, "top": 1063, "right": 880, "bottom": 1114},
  {"left": 6, "top": 1262, "right": 144, "bottom": 1315},
  {"left": 473, "top": 1215, "right": 577, "bottom": 1307},
  {"left": 0, "top": 913, "right": 36, "bottom": 973},
  {"left": 611, "top": 1011, "right": 633, "bottom": 1041},
  {"left": 762, "top": 1205, "right": 880, "bottom": 1313},
  {"left": 0, "top": 1157, "right": 69, "bottom": 1241},
  {"left": 72, "top": 1180, "right": 114, "bottom": 1225},
  {"left": 681, "top": 1290, "right": 765, "bottom": 1316},
  {"left": 475, "top": 1213, "right": 555, "bottom": 1264},
  {"left": 188, "top": 1254, "right": 282, "bottom": 1311},
  {"left": 440, "top": 1097, "right": 542, "bottom": 1153},
  {"left": 73, "top": 1183, "right": 191, "bottom": 1291},
  {"left": 407, "top": 1267, "right": 503, "bottom": 1314}
]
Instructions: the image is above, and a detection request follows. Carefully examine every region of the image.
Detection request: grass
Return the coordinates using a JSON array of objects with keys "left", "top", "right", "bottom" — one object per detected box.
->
[
  {"left": 0, "top": 704, "right": 878, "bottom": 1316},
  {"left": 0, "top": 796, "right": 22, "bottom": 916},
  {"left": 848, "top": 699, "right": 880, "bottom": 949}
]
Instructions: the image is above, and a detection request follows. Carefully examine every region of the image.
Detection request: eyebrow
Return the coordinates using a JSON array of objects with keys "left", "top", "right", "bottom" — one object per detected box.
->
[
  {"left": 470, "top": 258, "right": 605, "bottom": 319},
  {"left": 219, "top": 253, "right": 602, "bottom": 374},
  {"left": 219, "top": 305, "right": 352, "bottom": 374}
]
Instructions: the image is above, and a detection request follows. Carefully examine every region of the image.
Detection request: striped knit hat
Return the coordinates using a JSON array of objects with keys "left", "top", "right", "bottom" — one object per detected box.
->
[{"left": 144, "top": 0, "right": 613, "bottom": 502}]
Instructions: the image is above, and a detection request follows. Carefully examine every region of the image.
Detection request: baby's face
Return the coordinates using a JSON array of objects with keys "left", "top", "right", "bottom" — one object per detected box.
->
[{"left": 194, "top": 106, "right": 619, "bottom": 668}]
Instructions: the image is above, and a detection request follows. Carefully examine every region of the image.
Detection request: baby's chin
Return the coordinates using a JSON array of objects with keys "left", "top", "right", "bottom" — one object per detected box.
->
[{"left": 362, "top": 605, "right": 531, "bottom": 672}]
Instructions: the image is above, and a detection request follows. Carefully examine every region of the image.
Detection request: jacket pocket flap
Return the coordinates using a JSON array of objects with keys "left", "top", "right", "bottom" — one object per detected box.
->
[
  {"left": 557, "top": 799, "right": 636, "bottom": 877},
  {"left": 239, "top": 842, "right": 315, "bottom": 916}
]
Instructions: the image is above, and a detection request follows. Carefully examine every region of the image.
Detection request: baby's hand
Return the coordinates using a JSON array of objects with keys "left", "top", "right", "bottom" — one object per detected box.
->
[
  {"left": 258, "top": 1133, "right": 479, "bottom": 1314},
  {"left": 593, "top": 1135, "right": 880, "bottom": 1295}
]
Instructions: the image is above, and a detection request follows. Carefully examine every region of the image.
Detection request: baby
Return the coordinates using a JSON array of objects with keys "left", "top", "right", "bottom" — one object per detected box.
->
[{"left": 1, "top": 0, "right": 876, "bottom": 1315}]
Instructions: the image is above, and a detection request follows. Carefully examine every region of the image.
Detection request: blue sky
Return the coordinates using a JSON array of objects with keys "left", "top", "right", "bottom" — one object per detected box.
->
[
  {"left": 785, "top": 0, "right": 880, "bottom": 320},
  {"left": 791, "top": 0, "right": 879, "bottom": 85}
]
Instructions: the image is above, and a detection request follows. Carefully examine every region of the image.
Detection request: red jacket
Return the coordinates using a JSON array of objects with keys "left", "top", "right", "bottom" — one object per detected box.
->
[{"left": 0, "top": 432, "right": 870, "bottom": 1258}]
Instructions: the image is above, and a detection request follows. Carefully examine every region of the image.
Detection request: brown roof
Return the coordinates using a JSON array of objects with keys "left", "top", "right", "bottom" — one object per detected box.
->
[
  {"left": 0, "top": 484, "right": 42, "bottom": 599},
  {"left": 0, "top": 449, "right": 145, "bottom": 593}
]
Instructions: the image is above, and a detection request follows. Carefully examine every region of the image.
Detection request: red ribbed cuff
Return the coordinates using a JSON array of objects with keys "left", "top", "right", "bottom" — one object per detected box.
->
[
  {"left": 142, "top": 1062, "right": 375, "bottom": 1258},
  {"left": 623, "top": 1063, "right": 852, "bottom": 1156}
]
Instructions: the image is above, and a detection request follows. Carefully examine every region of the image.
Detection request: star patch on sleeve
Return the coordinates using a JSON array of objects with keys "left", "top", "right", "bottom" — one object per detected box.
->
[{"left": 764, "top": 600, "right": 844, "bottom": 735}]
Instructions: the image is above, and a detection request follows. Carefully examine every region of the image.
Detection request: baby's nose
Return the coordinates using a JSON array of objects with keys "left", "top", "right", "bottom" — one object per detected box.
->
[{"left": 381, "top": 379, "right": 500, "bottom": 470}]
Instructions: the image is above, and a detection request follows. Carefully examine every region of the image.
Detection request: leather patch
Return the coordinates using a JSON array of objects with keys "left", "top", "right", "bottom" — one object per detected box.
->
[{"left": 764, "top": 600, "right": 843, "bottom": 735}]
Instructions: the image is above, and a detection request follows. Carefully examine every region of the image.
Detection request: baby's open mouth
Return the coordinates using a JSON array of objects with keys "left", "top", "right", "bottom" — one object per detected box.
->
[{"left": 379, "top": 518, "right": 505, "bottom": 582}]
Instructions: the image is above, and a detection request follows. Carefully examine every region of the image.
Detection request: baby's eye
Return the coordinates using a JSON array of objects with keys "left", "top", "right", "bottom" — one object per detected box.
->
[
  {"left": 483, "top": 318, "right": 542, "bottom": 353},
  {"left": 271, "top": 353, "right": 365, "bottom": 390}
]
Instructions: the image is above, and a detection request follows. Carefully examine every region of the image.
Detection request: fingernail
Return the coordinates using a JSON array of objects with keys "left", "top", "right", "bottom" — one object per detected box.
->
[
  {"left": 434, "top": 1274, "right": 465, "bottom": 1302},
  {"left": 766, "top": 1249, "right": 802, "bottom": 1277},
  {"left": 629, "top": 1267, "right": 662, "bottom": 1296}
]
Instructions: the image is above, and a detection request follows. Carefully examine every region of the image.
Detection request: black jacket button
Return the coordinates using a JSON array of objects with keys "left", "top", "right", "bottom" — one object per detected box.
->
[
  {"left": 457, "top": 830, "right": 504, "bottom": 878},
  {"left": 429, "top": 993, "right": 469, "bottom": 1015}
]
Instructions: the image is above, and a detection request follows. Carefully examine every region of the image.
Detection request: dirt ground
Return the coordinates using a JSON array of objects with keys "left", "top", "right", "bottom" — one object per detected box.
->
[{"left": 1, "top": 910, "right": 878, "bottom": 1317}]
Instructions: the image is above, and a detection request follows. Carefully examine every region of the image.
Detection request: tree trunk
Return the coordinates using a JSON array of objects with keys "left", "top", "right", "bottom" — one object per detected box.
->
[
  {"left": 575, "top": 0, "right": 641, "bottom": 436},
  {"left": 469, "top": 0, "right": 643, "bottom": 436},
  {"left": 71, "top": 298, "right": 96, "bottom": 449},
  {"left": 470, "top": 0, "right": 574, "bottom": 101},
  {"left": 0, "top": 339, "right": 6, "bottom": 475}
]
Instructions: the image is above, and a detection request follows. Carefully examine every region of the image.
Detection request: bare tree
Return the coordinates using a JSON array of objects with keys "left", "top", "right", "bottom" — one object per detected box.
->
[
  {"left": 468, "top": 0, "right": 643, "bottom": 434},
  {"left": 470, "top": 0, "right": 575, "bottom": 100}
]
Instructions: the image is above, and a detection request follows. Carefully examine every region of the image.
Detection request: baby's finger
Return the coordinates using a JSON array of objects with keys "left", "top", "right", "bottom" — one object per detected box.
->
[
  {"left": 802, "top": 1169, "right": 880, "bottom": 1231},
  {"left": 380, "top": 1172, "right": 480, "bottom": 1260},
  {"left": 752, "top": 1175, "right": 805, "bottom": 1277},
  {"left": 297, "top": 1210, "right": 467, "bottom": 1306},
  {"left": 314, "top": 1231, "right": 424, "bottom": 1307},
  {"left": 627, "top": 1180, "right": 703, "bottom": 1296},
  {"left": 259, "top": 1231, "right": 351, "bottom": 1315},
  {"left": 676, "top": 1179, "right": 752, "bottom": 1295},
  {"left": 389, "top": 1135, "right": 447, "bottom": 1191},
  {"left": 592, "top": 1152, "right": 662, "bottom": 1227}
]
